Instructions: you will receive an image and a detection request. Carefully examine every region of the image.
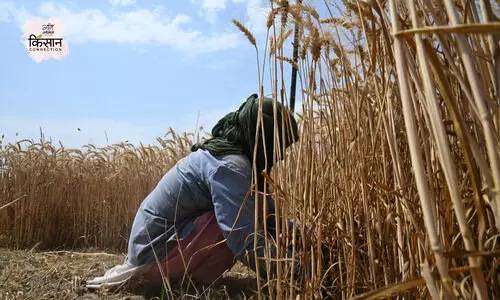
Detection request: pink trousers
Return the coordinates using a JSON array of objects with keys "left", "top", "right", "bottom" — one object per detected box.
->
[{"left": 141, "top": 211, "right": 237, "bottom": 285}]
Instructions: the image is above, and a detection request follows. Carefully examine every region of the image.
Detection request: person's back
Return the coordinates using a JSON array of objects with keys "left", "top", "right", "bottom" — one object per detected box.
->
[{"left": 127, "top": 149, "right": 254, "bottom": 267}]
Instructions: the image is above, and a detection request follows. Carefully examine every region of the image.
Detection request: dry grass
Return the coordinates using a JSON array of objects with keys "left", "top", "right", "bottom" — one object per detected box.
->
[
  {"left": 0, "top": 248, "right": 257, "bottom": 299},
  {"left": 1, "top": 0, "right": 500, "bottom": 299}
]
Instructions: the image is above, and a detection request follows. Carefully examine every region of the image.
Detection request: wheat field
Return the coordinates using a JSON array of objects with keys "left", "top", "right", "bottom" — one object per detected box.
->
[{"left": 1, "top": 0, "right": 500, "bottom": 299}]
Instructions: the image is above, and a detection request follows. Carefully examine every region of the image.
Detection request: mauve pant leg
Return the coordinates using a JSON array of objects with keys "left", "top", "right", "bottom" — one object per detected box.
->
[{"left": 142, "top": 210, "right": 236, "bottom": 285}]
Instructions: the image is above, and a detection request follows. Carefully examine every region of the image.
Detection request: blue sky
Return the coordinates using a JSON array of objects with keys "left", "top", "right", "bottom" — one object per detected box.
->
[{"left": 0, "top": 0, "right": 298, "bottom": 148}]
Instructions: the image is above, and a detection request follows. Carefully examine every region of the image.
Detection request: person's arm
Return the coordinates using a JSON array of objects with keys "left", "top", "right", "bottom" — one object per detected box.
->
[
  {"left": 263, "top": 193, "right": 306, "bottom": 252},
  {"left": 209, "top": 164, "right": 298, "bottom": 281}
]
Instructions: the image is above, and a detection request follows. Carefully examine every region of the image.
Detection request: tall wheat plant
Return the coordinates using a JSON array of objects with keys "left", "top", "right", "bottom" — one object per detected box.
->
[{"left": 232, "top": 0, "right": 500, "bottom": 298}]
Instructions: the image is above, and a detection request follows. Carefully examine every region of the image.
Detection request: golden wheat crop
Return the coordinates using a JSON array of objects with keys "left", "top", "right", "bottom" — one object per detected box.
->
[
  {"left": 240, "top": 0, "right": 499, "bottom": 299},
  {"left": 1, "top": 0, "right": 499, "bottom": 299},
  {"left": 0, "top": 129, "right": 196, "bottom": 250}
]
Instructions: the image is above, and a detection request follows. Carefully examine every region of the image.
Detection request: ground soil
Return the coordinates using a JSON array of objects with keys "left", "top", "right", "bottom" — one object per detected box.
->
[{"left": 0, "top": 248, "right": 258, "bottom": 300}]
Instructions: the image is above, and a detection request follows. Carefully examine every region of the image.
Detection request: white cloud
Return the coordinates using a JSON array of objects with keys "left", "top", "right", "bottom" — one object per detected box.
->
[
  {"left": 245, "top": 0, "right": 269, "bottom": 35},
  {"left": 41, "top": 3, "right": 239, "bottom": 54},
  {"left": 191, "top": 0, "right": 227, "bottom": 24},
  {"left": 199, "top": 0, "right": 226, "bottom": 10},
  {"left": 0, "top": 2, "right": 13, "bottom": 21},
  {"left": 0, "top": 2, "right": 30, "bottom": 23},
  {"left": 1, "top": 2, "right": 241, "bottom": 55},
  {"left": 109, "top": 0, "right": 136, "bottom": 6}
]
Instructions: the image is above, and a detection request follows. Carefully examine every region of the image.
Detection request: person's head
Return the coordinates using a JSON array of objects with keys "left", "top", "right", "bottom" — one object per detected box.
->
[
  {"left": 193, "top": 93, "right": 299, "bottom": 189},
  {"left": 235, "top": 93, "right": 298, "bottom": 171}
]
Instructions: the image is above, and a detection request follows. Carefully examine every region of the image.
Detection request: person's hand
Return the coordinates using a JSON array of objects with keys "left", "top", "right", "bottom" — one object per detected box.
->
[{"left": 85, "top": 262, "right": 150, "bottom": 289}]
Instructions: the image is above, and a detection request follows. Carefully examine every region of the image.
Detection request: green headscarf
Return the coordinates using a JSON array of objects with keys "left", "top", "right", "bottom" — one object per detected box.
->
[{"left": 191, "top": 93, "right": 299, "bottom": 190}]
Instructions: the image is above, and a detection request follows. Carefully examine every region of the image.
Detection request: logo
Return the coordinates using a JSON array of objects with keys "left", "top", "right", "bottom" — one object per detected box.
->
[{"left": 21, "top": 18, "right": 69, "bottom": 63}]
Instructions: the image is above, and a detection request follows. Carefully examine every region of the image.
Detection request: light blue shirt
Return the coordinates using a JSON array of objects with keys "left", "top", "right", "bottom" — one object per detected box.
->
[{"left": 126, "top": 149, "right": 293, "bottom": 278}]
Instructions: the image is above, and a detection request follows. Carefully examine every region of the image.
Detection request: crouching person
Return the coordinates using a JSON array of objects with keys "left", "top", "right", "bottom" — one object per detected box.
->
[{"left": 86, "top": 93, "right": 300, "bottom": 289}]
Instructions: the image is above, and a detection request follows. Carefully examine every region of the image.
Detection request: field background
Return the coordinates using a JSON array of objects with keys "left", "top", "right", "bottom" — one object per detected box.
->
[{"left": 1, "top": 0, "right": 500, "bottom": 299}]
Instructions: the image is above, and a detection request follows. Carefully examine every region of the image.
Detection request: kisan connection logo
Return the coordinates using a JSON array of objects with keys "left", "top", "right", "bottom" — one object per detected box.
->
[{"left": 21, "top": 18, "right": 70, "bottom": 62}]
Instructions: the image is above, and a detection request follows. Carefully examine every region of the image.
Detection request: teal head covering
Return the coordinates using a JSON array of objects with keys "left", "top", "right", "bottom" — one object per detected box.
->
[{"left": 191, "top": 93, "right": 299, "bottom": 190}]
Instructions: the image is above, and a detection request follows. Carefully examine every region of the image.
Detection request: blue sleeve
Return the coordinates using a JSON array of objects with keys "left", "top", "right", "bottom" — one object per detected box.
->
[
  {"left": 209, "top": 164, "right": 299, "bottom": 280},
  {"left": 209, "top": 163, "right": 256, "bottom": 257}
]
